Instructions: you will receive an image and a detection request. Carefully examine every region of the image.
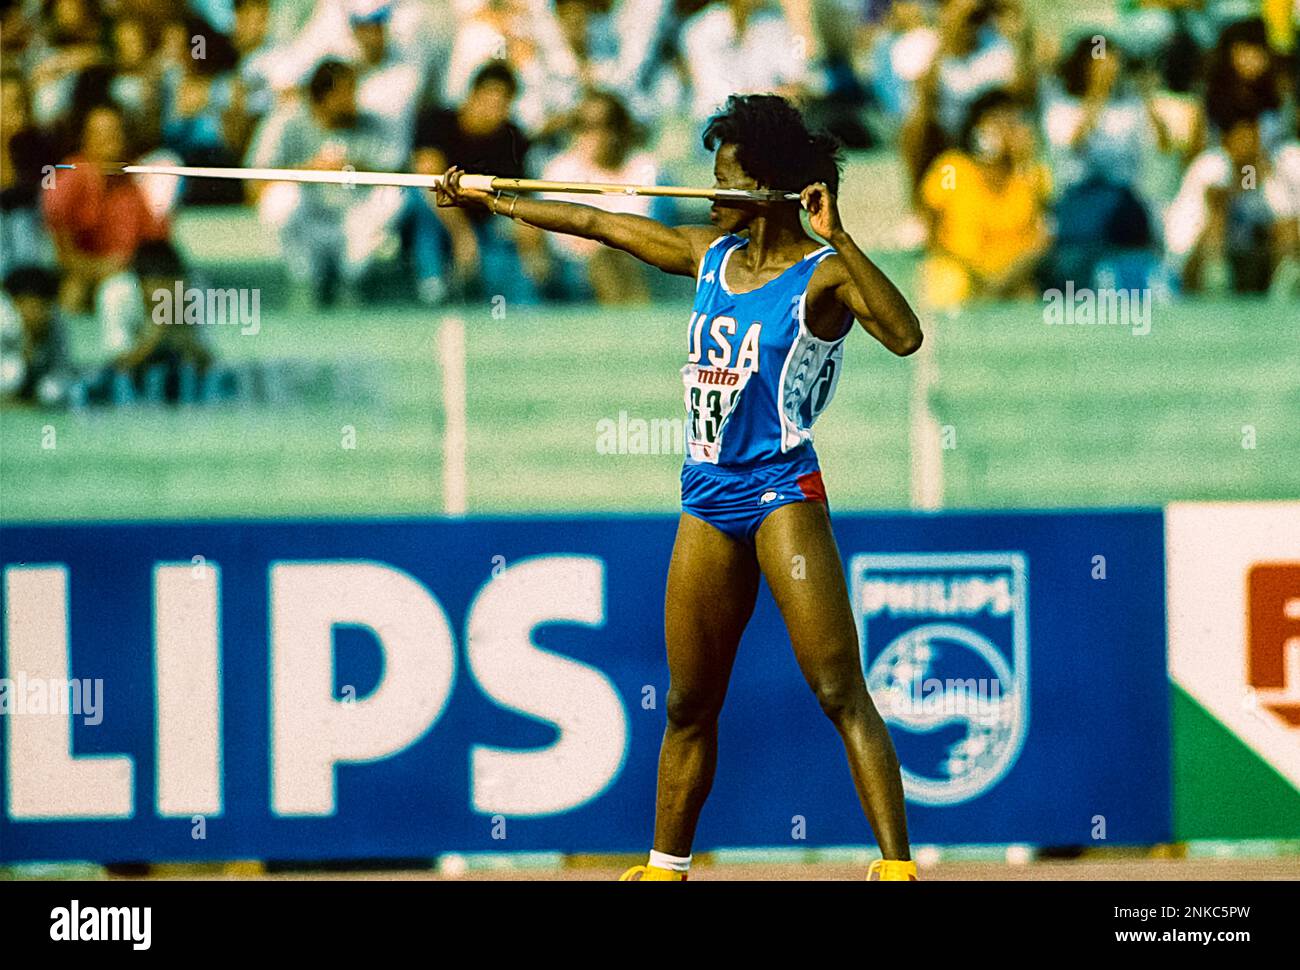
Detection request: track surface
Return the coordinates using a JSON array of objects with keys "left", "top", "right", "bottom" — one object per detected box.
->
[{"left": 108, "top": 859, "right": 1299, "bottom": 881}]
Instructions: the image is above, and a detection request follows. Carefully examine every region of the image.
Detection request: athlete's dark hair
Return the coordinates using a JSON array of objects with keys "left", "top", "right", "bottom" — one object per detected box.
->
[{"left": 702, "top": 94, "right": 843, "bottom": 196}]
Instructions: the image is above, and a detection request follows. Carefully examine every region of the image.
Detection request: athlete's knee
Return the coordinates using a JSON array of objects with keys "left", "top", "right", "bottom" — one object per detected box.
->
[
  {"left": 810, "top": 675, "right": 869, "bottom": 725},
  {"left": 665, "top": 687, "right": 724, "bottom": 732}
]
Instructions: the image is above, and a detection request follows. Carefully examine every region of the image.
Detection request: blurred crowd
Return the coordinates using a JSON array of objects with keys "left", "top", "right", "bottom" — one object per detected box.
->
[
  {"left": 897, "top": 1, "right": 1300, "bottom": 308},
  {"left": 1, "top": 0, "right": 1298, "bottom": 405}
]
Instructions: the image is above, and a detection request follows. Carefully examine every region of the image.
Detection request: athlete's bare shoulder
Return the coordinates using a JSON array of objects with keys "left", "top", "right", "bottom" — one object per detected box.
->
[
  {"left": 804, "top": 251, "right": 868, "bottom": 337},
  {"left": 677, "top": 225, "right": 728, "bottom": 258},
  {"left": 667, "top": 225, "right": 727, "bottom": 279},
  {"left": 806, "top": 249, "right": 849, "bottom": 289},
  {"left": 801, "top": 248, "right": 847, "bottom": 306}
]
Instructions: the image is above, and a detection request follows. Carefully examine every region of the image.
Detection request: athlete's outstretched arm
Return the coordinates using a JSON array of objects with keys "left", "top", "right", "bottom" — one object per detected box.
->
[
  {"left": 802, "top": 182, "right": 923, "bottom": 357},
  {"left": 434, "top": 166, "right": 722, "bottom": 277}
]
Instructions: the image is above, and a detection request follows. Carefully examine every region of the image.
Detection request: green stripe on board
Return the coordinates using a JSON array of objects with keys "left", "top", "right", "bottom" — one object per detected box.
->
[{"left": 1173, "top": 684, "right": 1300, "bottom": 839}]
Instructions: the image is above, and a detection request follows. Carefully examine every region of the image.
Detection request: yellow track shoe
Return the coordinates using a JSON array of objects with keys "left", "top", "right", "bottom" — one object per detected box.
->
[
  {"left": 868, "top": 859, "right": 918, "bottom": 881},
  {"left": 618, "top": 864, "right": 688, "bottom": 881}
]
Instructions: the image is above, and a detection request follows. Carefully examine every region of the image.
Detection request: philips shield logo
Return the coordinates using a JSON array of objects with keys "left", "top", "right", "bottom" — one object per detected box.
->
[{"left": 851, "top": 553, "right": 1030, "bottom": 806}]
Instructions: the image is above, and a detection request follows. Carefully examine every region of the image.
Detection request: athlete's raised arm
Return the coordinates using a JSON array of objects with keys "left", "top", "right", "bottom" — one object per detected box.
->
[
  {"left": 434, "top": 166, "right": 723, "bottom": 278},
  {"left": 800, "top": 182, "right": 924, "bottom": 357}
]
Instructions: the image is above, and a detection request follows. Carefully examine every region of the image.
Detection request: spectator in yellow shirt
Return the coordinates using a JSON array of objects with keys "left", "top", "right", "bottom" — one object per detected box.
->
[{"left": 918, "top": 89, "right": 1051, "bottom": 309}]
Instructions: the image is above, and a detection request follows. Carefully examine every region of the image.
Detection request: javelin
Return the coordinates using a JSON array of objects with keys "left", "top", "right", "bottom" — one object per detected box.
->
[{"left": 60, "top": 163, "right": 802, "bottom": 202}]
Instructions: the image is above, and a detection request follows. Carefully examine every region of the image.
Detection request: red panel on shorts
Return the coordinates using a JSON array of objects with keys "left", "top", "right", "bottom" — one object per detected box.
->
[{"left": 796, "top": 470, "right": 827, "bottom": 503}]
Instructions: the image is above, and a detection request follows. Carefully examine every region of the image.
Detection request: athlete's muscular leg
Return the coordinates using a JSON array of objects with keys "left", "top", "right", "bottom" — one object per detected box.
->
[
  {"left": 654, "top": 513, "right": 761, "bottom": 857},
  {"left": 754, "top": 501, "right": 912, "bottom": 860}
]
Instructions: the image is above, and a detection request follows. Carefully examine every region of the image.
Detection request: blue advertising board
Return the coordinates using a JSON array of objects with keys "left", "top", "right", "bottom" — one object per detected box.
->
[{"left": 0, "top": 512, "right": 1170, "bottom": 862}]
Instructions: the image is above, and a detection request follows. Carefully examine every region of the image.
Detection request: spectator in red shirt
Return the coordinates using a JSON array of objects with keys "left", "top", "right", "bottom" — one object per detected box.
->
[{"left": 42, "top": 102, "right": 168, "bottom": 312}]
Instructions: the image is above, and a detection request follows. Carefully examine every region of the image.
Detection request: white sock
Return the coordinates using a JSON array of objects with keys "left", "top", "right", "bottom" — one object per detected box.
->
[{"left": 648, "top": 850, "right": 691, "bottom": 872}]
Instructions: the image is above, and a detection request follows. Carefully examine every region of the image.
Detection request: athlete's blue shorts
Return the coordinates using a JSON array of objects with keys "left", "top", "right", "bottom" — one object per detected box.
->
[{"left": 681, "top": 451, "right": 829, "bottom": 544}]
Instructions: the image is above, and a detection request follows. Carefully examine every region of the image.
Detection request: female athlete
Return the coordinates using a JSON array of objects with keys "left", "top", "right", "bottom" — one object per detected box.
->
[{"left": 436, "top": 93, "right": 923, "bottom": 882}]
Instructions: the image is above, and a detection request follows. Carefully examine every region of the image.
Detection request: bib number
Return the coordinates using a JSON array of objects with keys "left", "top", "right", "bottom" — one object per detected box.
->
[{"left": 682, "top": 364, "right": 750, "bottom": 463}]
